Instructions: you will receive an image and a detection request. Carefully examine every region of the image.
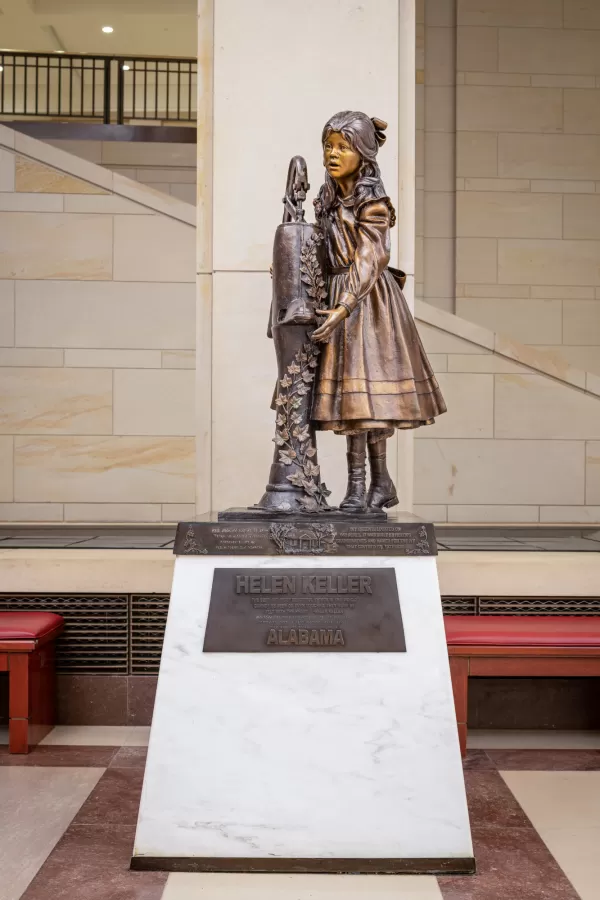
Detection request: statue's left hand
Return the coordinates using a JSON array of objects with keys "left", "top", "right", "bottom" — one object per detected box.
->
[{"left": 311, "top": 306, "right": 348, "bottom": 343}]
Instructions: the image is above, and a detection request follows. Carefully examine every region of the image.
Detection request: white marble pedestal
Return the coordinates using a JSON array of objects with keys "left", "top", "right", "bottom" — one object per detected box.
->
[{"left": 132, "top": 554, "right": 474, "bottom": 874}]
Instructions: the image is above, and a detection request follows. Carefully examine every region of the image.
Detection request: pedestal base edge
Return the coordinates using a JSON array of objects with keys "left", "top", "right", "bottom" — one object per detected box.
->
[{"left": 130, "top": 856, "right": 476, "bottom": 875}]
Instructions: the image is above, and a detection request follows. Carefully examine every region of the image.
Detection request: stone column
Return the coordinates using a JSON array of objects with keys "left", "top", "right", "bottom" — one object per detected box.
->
[
  {"left": 197, "top": 0, "right": 417, "bottom": 513},
  {"left": 195, "top": 0, "right": 214, "bottom": 514},
  {"left": 396, "top": 0, "right": 417, "bottom": 511}
]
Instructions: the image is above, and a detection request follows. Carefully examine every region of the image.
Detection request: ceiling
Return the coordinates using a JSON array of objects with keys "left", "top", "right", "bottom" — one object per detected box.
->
[{"left": 0, "top": 0, "right": 196, "bottom": 58}]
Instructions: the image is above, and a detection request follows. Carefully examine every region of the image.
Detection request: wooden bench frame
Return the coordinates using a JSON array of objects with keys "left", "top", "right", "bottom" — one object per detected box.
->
[
  {"left": 448, "top": 645, "right": 600, "bottom": 757},
  {"left": 0, "top": 625, "right": 62, "bottom": 753}
]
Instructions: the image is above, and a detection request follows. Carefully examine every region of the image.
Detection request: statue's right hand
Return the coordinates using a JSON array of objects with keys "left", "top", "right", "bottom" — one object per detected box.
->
[{"left": 311, "top": 306, "right": 348, "bottom": 343}]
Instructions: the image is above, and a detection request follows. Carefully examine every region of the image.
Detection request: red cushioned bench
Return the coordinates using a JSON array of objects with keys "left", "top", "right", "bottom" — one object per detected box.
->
[
  {"left": 445, "top": 616, "right": 600, "bottom": 757},
  {"left": 0, "top": 612, "right": 64, "bottom": 753}
]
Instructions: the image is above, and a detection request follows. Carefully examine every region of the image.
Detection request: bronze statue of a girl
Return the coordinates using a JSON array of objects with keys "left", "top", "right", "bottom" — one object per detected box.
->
[{"left": 258, "top": 111, "right": 446, "bottom": 516}]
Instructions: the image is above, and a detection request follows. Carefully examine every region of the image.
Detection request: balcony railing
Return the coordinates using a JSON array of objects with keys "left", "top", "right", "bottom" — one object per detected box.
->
[{"left": 0, "top": 52, "right": 197, "bottom": 124}]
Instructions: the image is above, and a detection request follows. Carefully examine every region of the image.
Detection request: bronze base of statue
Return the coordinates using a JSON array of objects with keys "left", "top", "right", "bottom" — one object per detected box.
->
[
  {"left": 219, "top": 506, "right": 386, "bottom": 521},
  {"left": 174, "top": 513, "right": 436, "bottom": 557}
]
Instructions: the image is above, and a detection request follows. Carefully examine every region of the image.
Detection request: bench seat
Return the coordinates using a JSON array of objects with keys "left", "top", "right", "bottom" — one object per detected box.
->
[
  {"left": 445, "top": 615, "right": 600, "bottom": 757},
  {"left": 0, "top": 611, "right": 64, "bottom": 753}
]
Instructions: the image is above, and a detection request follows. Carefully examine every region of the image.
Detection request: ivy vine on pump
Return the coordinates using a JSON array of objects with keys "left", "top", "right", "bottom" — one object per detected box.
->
[{"left": 274, "top": 338, "right": 331, "bottom": 512}]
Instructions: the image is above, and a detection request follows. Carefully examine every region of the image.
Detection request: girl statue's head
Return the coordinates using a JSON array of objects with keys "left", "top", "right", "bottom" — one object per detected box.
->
[{"left": 316, "top": 110, "right": 395, "bottom": 226}]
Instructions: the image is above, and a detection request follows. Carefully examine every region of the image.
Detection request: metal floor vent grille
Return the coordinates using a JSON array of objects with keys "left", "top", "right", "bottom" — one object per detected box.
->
[
  {"left": 479, "top": 596, "right": 600, "bottom": 616},
  {"left": 0, "top": 593, "right": 168, "bottom": 674},
  {"left": 0, "top": 594, "right": 129, "bottom": 673},
  {"left": 1, "top": 594, "right": 599, "bottom": 674},
  {"left": 443, "top": 596, "right": 600, "bottom": 616},
  {"left": 131, "top": 595, "right": 169, "bottom": 674},
  {"left": 442, "top": 597, "right": 478, "bottom": 615}
]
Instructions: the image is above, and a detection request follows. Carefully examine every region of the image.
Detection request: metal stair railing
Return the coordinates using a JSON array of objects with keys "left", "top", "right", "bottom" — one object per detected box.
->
[{"left": 0, "top": 51, "right": 197, "bottom": 124}]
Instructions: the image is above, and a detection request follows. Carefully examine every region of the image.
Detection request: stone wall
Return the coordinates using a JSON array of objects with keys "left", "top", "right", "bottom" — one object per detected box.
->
[
  {"left": 416, "top": 0, "right": 457, "bottom": 313},
  {"left": 417, "top": 0, "right": 600, "bottom": 377},
  {"left": 415, "top": 302, "right": 600, "bottom": 523},
  {"left": 45, "top": 138, "right": 197, "bottom": 206},
  {"left": 0, "top": 124, "right": 196, "bottom": 523}
]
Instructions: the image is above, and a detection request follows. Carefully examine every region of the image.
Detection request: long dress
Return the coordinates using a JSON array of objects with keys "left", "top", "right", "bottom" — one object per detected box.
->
[{"left": 312, "top": 192, "right": 446, "bottom": 436}]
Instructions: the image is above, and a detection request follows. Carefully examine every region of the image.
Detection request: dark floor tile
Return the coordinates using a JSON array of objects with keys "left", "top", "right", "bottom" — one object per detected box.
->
[
  {"left": 109, "top": 747, "right": 148, "bottom": 768},
  {"left": 74, "top": 768, "right": 144, "bottom": 825},
  {"left": 514, "top": 537, "right": 600, "bottom": 551},
  {"left": 74, "top": 538, "right": 174, "bottom": 548},
  {"left": 20, "top": 824, "right": 167, "bottom": 900},
  {"left": 0, "top": 538, "right": 93, "bottom": 547},
  {"left": 57, "top": 675, "right": 128, "bottom": 726},
  {"left": 463, "top": 751, "right": 496, "bottom": 771},
  {"left": 0, "top": 746, "right": 117, "bottom": 767},
  {"left": 488, "top": 749, "right": 600, "bottom": 771},
  {"left": 128, "top": 676, "right": 158, "bottom": 726},
  {"left": 465, "top": 771, "right": 532, "bottom": 829},
  {"left": 1, "top": 526, "right": 116, "bottom": 535},
  {"left": 439, "top": 825, "right": 580, "bottom": 899}
]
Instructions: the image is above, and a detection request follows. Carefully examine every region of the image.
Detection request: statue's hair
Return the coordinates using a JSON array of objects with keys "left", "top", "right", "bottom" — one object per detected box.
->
[{"left": 315, "top": 110, "right": 396, "bottom": 227}]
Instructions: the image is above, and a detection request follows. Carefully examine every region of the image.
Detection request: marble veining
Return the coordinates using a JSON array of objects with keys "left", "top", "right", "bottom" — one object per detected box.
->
[{"left": 134, "top": 555, "right": 473, "bottom": 861}]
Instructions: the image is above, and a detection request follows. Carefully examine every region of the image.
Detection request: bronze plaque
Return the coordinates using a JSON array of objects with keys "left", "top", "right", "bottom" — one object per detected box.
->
[
  {"left": 175, "top": 517, "right": 437, "bottom": 557},
  {"left": 203, "top": 568, "right": 405, "bottom": 653}
]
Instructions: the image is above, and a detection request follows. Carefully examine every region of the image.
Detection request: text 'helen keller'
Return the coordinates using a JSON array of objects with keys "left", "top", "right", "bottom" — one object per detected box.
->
[{"left": 235, "top": 574, "right": 373, "bottom": 595}]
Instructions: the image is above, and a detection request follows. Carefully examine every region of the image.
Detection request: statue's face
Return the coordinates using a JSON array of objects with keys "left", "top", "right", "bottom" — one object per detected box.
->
[{"left": 323, "top": 132, "right": 361, "bottom": 181}]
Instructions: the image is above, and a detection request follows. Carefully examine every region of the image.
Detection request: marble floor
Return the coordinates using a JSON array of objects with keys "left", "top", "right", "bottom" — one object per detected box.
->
[{"left": 1, "top": 729, "right": 599, "bottom": 900}]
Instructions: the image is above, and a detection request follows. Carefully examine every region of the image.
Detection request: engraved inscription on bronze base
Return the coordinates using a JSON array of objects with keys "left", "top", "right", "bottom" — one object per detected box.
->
[{"left": 174, "top": 514, "right": 436, "bottom": 557}]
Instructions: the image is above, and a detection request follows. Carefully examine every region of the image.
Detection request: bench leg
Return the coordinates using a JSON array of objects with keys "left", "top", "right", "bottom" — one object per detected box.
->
[
  {"left": 8, "top": 647, "right": 56, "bottom": 754},
  {"left": 28, "top": 644, "right": 56, "bottom": 748},
  {"left": 9, "top": 653, "right": 30, "bottom": 753},
  {"left": 449, "top": 656, "right": 469, "bottom": 759}
]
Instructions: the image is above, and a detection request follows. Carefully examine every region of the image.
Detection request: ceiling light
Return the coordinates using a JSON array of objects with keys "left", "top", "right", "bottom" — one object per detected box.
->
[
  {"left": 122, "top": 64, "right": 130, "bottom": 70},
  {"left": 0, "top": 67, "right": 3, "bottom": 73},
  {"left": 102, "top": 26, "right": 113, "bottom": 33}
]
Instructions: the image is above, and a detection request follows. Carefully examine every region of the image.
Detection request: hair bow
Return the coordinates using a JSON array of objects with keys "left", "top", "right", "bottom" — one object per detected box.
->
[{"left": 371, "top": 116, "right": 388, "bottom": 147}]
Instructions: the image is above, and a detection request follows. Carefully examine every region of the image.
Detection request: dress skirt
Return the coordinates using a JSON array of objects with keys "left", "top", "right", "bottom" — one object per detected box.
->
[{"left": 312, "top": 267, "right": 446, "bottom": 434}]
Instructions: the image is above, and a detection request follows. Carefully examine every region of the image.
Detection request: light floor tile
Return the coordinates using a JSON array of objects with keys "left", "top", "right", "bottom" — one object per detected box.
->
[
  {"left": 502, "top": 771, "right": 600, "bottom": 829},
  {"left": 469, "top": 729, "right": 600, "bottom": 749},
  {"left": 525, "top": 826, "right": 600, "bottom": 900},
  {"left": 0, "top": 766, "right": 103, "bottom": 900},
  {"left": 125, "top": 726, "right": 151, "bottom": 746},
  {"left": 503, "top": 771, "right": 600, "bottom": 900},
  {"left": 40, "top": 725, "right": 128, "bottom": 745},
  {"left": 40, "top": 725, "right": 150, "bottom": 746},
  {"left": 162, "top": 873, "right": 443, "bottom": 899}
]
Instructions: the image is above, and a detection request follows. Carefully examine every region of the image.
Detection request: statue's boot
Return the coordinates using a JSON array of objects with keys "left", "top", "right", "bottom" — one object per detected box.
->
[
  {"left": 367, "top": 437, "right": 399, "bottom": 510},
  {"left": 339, "top": 434, "right": 367, "bottom": 511}
]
